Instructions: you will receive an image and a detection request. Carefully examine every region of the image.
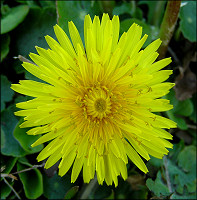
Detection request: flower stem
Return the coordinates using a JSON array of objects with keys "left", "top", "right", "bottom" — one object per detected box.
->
[{"left": 158, "top": 0, "right": 181, "bottom": 60}]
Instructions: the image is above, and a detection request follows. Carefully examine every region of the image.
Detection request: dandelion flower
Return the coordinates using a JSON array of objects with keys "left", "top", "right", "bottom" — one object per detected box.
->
[{"left": 11, "top": 14, "right": 177, "bottom": 186}]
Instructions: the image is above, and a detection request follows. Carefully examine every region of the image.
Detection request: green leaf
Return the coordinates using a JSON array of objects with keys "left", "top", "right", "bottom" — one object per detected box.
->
[
  {"left": 180, "top": 1, "right": 197, "bottom": 42},
  {"left": 165, "top": 89, "right": 194, "bottom": 130},
  {"left": 17, "top": 162, "right": 43, "bottom": 199},
  {"left": 167, "top": 145, "right": 196, "bottom": 195},
  {"left": 0, "top": 180, "right": 14, "bottom": 199},
  {"left": 120, "top": 18, "right": 158, "bottom": 47},
  {"left": 1, "top": 75, "right": 14, "bottom": 111},
  {"left": 178, "top": 146, "right": 196, "bottom": 174},
  {"left": 43, "top": 173, "right": 73, "bottom": 199},
  {"left": 138, "top": 1, "right": 166, "bottom": 26},
  {"left": 13, "top": 7, "right": 57, "bottom": 57},
  {"left": 189, "top": 93, "right": 196, "bottom": 123},
  {"left": 1, "top": 5, "right": 29, "bottom": 34},
  {"left": 1, "top": 156, "right": 18, "bottom": 174},
  {"left": 13, "top": 118, "right": 44, "bottom": 154},
  {"left": 1, "top": 34, "right": 10, "bottom": 62},
  {"left": 64, "top": 186, "right": 79, "bottom": 199},
  {"left": 56, "top": 1, "right": 100, "bottom": 39},
  {"left": 146, "top": 171, "right": 171, "bottom": 197},
  {"left": 113, "top": 3, "right": 132, "bottom": 16},
  {"left": 166, "top": 110, "right": 188, "bottom": 130},
  {"left": 1, "top": 105, "right": 27, "bottom": 157}
]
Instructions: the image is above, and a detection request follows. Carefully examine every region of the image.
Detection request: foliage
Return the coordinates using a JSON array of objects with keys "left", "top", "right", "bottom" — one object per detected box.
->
[{"left": 1, "top": 0, "right": 196, "bottom": 199}]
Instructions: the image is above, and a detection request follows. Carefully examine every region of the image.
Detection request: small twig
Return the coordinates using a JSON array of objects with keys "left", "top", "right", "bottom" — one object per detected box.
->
[
  {"left": 163, "top": 156, "right": 172, "bottom": 193},
  {"left": 79, "top": 175, "right": 98, "bottom": 199},
  {"left": 12, "top": 163, "right": 45, "bottom": 175},
  {"left": 1, "top": 163, "right": 45, "bottom": 179},
  {"left": 3, "top": 177, "right": 21, "bottom": 199}
]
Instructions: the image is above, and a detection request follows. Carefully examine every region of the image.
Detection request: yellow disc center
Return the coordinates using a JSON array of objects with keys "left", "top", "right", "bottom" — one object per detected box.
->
[{"left": 94, "top": 98, "right": 107, "bottom": 113}]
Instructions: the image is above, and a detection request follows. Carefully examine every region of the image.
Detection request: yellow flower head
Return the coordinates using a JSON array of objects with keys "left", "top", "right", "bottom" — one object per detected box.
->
[{"left": 11, "top": 14, "right": 176, "bottom": 187}]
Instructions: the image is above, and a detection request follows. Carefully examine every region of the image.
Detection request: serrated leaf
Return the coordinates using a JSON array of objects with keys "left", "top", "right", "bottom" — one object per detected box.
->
[
  {"left": 1, "top": 34, "right": 10, "bottom": 62},
  {"left": 43, "top": 173, "right": 73, "bottom": 199},
  {"left": 1, "top": 5, "right": 29, "bottom": 34},
  {"left": 13, "top": 118, "right": 44, "bottom": 154},
  {"left": 146, "top": 171, "right": 171, "bottom": 197},
  {"left": 180, "top": 1, "right": 197, "bottom": 42},
  {"left": 1, "top": 75, "right": 14, "bottom": 111},
  {"left": 1, "top": 105, "right": 27, "bottom": 157},
  {"left": 17, "top": 162, "right": 43, "bottom": 199}
]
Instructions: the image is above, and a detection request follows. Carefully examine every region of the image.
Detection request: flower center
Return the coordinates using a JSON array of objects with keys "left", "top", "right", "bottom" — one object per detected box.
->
[{"left": 94, "top": 98, "right": 106, "bottom": 113}]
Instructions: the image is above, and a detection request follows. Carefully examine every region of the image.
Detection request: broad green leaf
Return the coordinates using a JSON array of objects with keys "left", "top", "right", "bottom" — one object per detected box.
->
[
  {"left": 56, "top": 1, "right": 100, "bottom": 39},
  {"left": 1, "top": 105, "right": 27, "bottom": 157},
  {"left": 43, "top": 173, "right": 73, "bottom": 199},
  {"left": 1, "top": 34, "right": 10, "bottom": 62},
  {"left": 17, "top": 162, "right": 43, "bottom": 199},
  {"left": 120, "top": 18, "right": 158, "bottom": 47},
  {"left": 13, "top": 118, "right": 44, "bottom": 154},
  {"left": 13, "top": 7, "right": 56, "bottom": 57},
  {"left": 146, "top": 171, "right": 171, "bottom": 197},
  {"left": 180, "top": 1, "right": 197, "bottom": 42},
  {"left": 64, "top": 186, "right": 79, "bottom": 199},
  {"left": 1, "top": 5, "right": 29, "bottom": 34},
  {"left": 1, "top": 75, "right": 14, "bottom": 111}
]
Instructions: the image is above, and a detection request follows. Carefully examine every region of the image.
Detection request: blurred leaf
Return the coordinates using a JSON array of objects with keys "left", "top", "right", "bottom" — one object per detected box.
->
[
  {"left": 0, "top": 180, "right": 14, "bottom": 199},
  {"left": 1, "top": 75, "right": 14, "bottom": 111},
  {"left": 166, "top": 110, "right": 188, "bottom": 130},
  {"left": 105, "top": 190, "right": 115, "bottom": 199},
  {"left": 17, "top": 162, "right": 43, "bottom": 199},
  {"left": 13, "top": 118, "right": 44, "bottom": 154},
  {"left": 1, "top": 34, "right": 10, "bottom": 62},
  {"left": 93, "top": 184, "right": 112, "bottom": 199},
  {"left": 1, "top": 156, "right": 18, "bottom": 174},
  {"left": 13, "top": 7, "right": 56, "bottom": 57},
  {"left": 113, "top": 3, "right": 132, "bottom": 16},
  {"left": 180, "top": 1, "right": 197, "bottom": 42},
  {"left": 1, "top": 105, "right": 27, "bottom": 157},
  {"left": 64, "top": 186, "right": 79, "bottom": 199},
  {"left": 189, "top": 93, "right": 196, "bottom": 123},
  {"left": 43, "top": 173, "right": 73, "bottom": 199},
  {"left": 38, "top": 0, "right": 55, "bottom": 8},
  {"left": 138, "top": 1, "right": 166, "bottom": 26},
  {"left": 165, "top": 89, "right": 194, "bottom": 130},
  {"left": 120, "top": 18, "right": 159, "bottom": 47},
  {"left": 56, "top": 1, "right": 100, "bottom": 40},
  {"left": 146, "top": 171, "right": 171, "bottom": 197},
  {"left": 1, "top": 5, "right": 29, "bottom": 34},
  {"left": 113, "top": 2, "right": 143, "bottom": 20}
]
